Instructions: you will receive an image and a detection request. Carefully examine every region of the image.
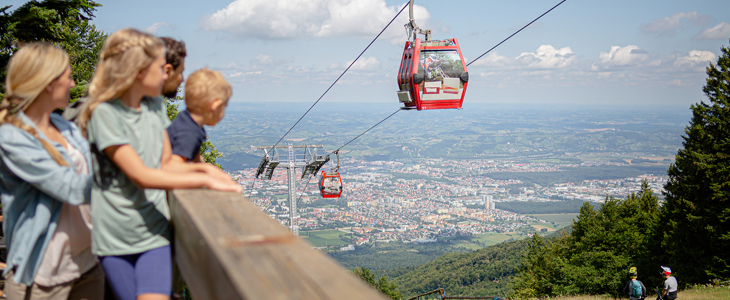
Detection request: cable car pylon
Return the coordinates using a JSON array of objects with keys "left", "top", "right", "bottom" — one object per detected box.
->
[{"left": 255, "top": 144, "right": 328, "bottom": 235}]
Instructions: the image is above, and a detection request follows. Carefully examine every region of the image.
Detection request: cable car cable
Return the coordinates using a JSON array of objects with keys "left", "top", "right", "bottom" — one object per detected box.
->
[
  {"left": 295, "top": 176, "right": 315, "bottom": 204},
  {"left": 247, "top": 177, "right": 257, "bottom": 198},
  {"left": 466, "top": 0, "right": 567, "bottom": 67},
  {"left": 295, "top": 108, "right": 401, "bottom": 202},
  {"left": 330, "top": 108, "right": 401, "bottom": 155},
  {"left": 269, "top": 4, "right": 409, "bottom": 150}
]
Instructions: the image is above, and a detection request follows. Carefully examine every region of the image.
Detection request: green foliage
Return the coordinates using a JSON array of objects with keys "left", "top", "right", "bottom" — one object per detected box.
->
[
  {"left": 166, "top": 94, "right": 182, "bottom": 121},
  {"left": 393, "top": 239, "right": 529, "bottom": 298},
  {"left": 0, "top": 0, "right": 104, "bottom": 96},
  {"left": 661, "top": 46, "right": 730, "bottom": 283},
  {"left": 200, "top": 140, "right": 224, "bottom": 169},
  {"left": 165, "top": 93, "right": 224, "bottom": 169},
  {"left": 352, "top": 267, "right": 402, "bottom": 300},
  {"left": 511, "top": 181, "right": 661, "bottom": 298},
  {"left": 64, "top": 20, "right": 106, "bottom": 87}
]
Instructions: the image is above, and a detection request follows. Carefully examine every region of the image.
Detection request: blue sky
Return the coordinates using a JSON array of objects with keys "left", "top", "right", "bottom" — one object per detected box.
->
[{"left": 8, "top": 0, "right": 730, "bottom": 107}]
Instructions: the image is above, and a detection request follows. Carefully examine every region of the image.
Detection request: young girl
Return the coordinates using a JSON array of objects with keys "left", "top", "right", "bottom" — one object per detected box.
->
[
  {"left": 76, "top": 28, "right": 242, "bottom": 300},
  {"left": 0, "top": 43, "right": 104, "bottom": 298}
]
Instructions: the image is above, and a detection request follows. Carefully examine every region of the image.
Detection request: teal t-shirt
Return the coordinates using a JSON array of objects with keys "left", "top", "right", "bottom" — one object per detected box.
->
[{"left": 87, "top": 96, "right": 172, "bottom": 256}]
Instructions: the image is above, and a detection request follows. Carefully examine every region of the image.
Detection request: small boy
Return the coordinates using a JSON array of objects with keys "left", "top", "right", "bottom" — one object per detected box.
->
[{"left": 167, "top": 68, "right": 231, "bottom": 163}]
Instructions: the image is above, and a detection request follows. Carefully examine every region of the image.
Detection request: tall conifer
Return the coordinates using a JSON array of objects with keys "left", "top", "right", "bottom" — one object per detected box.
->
[{"left": 662, "top": 45, "right": 730, "bottom": 283}]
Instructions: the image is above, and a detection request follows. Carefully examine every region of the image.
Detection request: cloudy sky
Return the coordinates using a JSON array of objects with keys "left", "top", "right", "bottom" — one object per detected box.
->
[{"left": 8, "top": 0, "right": 730, "bottom": 106}]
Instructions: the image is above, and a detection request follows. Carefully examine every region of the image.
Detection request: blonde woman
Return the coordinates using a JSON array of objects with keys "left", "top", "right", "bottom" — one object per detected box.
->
[
  {"left": 0, "top": 43, "right": 103, "bottom": 299},
  {"left": 76, "top": 28, "right": 241, "bottom": 300}
]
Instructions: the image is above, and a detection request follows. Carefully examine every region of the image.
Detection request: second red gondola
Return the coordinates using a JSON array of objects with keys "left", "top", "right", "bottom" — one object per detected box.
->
[{"left": 319, "top": 171, "right": 343, "bottom": 198}]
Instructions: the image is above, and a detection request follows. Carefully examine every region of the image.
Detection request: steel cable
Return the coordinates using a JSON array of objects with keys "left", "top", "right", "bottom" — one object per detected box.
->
[
  {"left": 251, "top": 4, "right": 408, "bottom": 199},
  {"left": 270, "top": 4, "right": 409, "bottom": 149},
  {"left": 466, "top": 0, "right": 567, "bottom": 67}
]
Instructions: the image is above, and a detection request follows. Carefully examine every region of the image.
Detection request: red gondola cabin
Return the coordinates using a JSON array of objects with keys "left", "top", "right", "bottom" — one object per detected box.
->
[
  {"left": 397, "top": 38, "right": 468, "bottom": 110},
  {"left": 319, "top": 171, "right": 343, "bottom": 198}
]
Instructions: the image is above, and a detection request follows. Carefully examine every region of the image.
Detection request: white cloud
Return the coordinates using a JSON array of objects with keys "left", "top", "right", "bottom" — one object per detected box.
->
[
  {"left": 229, "top": 71, "right": 262, "bottom": 78},
  {"left": 673, "top": 50, "right": 715, "bottom": 67},
  {"left": 516, "top": 45, "right": 576, "bottom": 69},
  {"left": 199, "top": 0, "right": 430, "bottom": 43},
  {"left": 144, "top": 22, "right": 174, "bottom": 34},
  {"left": 695, "top": 22, "right": 730, "bottom": 40},
  {"left": 468, "top": 46, "right": 575, "bottom": 70},
  {"left": 640, "top": 12, "right": 711, "bottom": 36},
  {"left": 251, "top": 54, "right": 284, "bottom": 67},
  {"left": 344, "top": 56, "right": 381, "bottom": 70},
  {"left": 664, "top": 50, "right": 716, "bottom": 73},
  {"left": 669, "top": 79, "right": 685, "bottom": 86},
  {"left": 591, "top": 45, "right": 651, "bottom": 70},
  {"left": 226, "top": 61, "right": 240, "bottom": 69},
  {"left": 227, "top": 54, "right": 292, "bottom": 71}
]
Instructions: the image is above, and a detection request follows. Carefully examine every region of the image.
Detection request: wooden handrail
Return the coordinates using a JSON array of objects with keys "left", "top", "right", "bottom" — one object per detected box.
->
[{"left": 169, "top": 189, "right": 388, "bottom": 300}]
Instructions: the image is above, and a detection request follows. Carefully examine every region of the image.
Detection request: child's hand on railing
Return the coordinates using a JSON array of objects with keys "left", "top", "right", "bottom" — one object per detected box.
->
[
  {"left": 207, "top": 177, "right": 244, "bottom": 193},
  {"left": 203, "top": 163, "right": 236, "bottom": 183}
]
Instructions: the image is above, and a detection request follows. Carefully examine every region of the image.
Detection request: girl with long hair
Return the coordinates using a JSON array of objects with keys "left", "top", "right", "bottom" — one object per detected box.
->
[
  {"left": 0, "top": 43, "right": 104, "bottom": 299},
  {"left": 76, "top": 28, "right": 241, "bottom": 300}
]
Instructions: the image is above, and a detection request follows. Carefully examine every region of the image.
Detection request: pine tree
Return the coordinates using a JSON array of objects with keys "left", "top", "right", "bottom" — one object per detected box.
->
[
  {"left": 512, "top": 182, "right": 661, "bottom": 297},
  {"left": 352, "top": 267, "right": 402, "bottom": 300},
  {"left": 661, "top": 46, "right": 730, "bottom": 283},
  {"left": 1, "top": 0, "right": 103, "bottom": 94}
]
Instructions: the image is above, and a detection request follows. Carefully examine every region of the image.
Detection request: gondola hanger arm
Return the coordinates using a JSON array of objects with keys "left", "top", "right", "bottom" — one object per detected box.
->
[{"left": 405, "top": 0, "right": 431, "bottom": 41}]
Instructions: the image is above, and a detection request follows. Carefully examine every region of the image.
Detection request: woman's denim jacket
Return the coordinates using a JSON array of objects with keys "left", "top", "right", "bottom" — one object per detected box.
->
[{"left": 0, "top": 112, "right": 92, "bottom": 285}]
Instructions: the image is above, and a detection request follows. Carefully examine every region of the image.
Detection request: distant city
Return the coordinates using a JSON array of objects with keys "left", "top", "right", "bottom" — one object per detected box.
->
[
  {"left": 212, "top": 102, "right": 685, "bottom": 245},
  {"left": 232, "top": 157, "right": 667, "bottom": 244}
]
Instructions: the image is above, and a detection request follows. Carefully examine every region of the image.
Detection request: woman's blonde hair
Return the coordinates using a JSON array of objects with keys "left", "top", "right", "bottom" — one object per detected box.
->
[
  {"left": 76, "top": 28, "right": 164, "bottom": 134},
  {"left": 0, "top": 42, "right": 70, "bottom": 166}
]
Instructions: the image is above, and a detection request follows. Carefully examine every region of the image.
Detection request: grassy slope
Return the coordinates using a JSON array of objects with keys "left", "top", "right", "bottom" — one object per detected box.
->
[
  {"left": 553, "top": 284, "right": 730, "bottom": 300},
  {"left": 301, "top": 229, "right": 349, "bottom": 247}
]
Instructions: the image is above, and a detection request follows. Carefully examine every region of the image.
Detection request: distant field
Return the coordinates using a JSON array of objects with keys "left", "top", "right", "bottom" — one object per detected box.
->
[
  {"left": 528, "top": 213, "right": 579, "bottom": 226},
  {"left": 531, "top": 224, "right": 557, "bottom": 232},
  {"left": 471, "top": 232, "right": 528, "bottom": 248},
  {"left": 301, "top": 230, "right": 349, "bottom": 247}
]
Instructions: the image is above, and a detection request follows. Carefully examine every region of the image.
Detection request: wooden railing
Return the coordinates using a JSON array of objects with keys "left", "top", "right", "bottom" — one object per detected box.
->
[{"left": 168, "top": 189, "right": 388, "bottom": 300}]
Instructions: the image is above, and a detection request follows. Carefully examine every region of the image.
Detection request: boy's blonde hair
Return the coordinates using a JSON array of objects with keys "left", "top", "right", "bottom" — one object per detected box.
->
[
  {"left": 1, "top": 42, "right": 70, "bottom": 166},
  {"left": 184, "top": 68, "right": 231, "bottom": 113},
  {"left": 77, "top": 28, "right": 164, "bottom": 135}
]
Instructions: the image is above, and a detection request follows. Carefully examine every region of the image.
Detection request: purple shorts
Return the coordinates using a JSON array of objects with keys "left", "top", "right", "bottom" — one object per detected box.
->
[{"left": 99, "top": 245, "right": 172, "bottom": 300}]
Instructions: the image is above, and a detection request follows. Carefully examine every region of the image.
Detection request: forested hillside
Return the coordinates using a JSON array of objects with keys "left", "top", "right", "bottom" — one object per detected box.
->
[
  {"left": 392, "top": 238, "right": 529, "bottom": 298},
  {"left": 511, "top": 182, "right": 661, "bottom": 298}
]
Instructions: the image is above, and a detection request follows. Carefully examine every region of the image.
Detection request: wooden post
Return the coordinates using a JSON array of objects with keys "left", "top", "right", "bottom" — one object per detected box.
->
[{"left": 169, "top": 189, "right": 388, "bottom": 300}]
